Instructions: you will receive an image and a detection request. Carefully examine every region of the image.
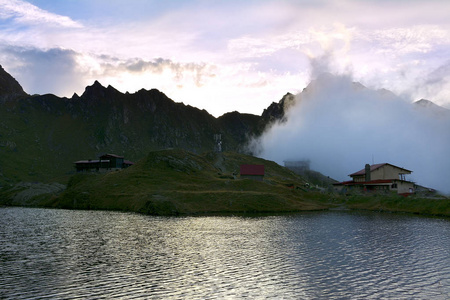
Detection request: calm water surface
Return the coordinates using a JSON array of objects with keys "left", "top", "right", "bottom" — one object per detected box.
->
[{"left": 0, "top": 207, "right": 449, "bottom": 299}]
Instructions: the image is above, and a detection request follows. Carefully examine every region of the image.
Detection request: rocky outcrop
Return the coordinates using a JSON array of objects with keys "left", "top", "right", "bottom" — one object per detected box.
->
[
  {"left": 0, "top": 65, "right": 27, "bottom": 99},
  {"left": 260, "top": 92, "right": 296, "bottom": 126}
]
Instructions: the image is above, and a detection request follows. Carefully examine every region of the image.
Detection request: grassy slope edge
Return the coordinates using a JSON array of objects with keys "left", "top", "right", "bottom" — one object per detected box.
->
[{"left": 344, "top": 194, "right": 450, "bottom": 217}]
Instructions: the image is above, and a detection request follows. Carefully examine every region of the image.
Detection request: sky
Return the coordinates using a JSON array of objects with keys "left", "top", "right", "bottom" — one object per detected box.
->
[{"left": 0, "top": 0, "right": 450, "bottom": 117}]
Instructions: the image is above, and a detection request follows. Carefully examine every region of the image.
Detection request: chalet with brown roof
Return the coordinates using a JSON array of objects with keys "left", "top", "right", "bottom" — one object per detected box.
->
[
  {"left": 334, "top": 163, "right": 415, "bottom": 195},
  {"left": 74, "top": 153, "right": 134, "bottom": 172},
  {"left": 240, "top": 164, "right": 265, "bottom": 181}
]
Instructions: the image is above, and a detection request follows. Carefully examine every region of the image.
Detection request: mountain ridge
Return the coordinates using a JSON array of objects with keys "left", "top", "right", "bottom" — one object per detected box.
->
[{"left": 0, "top": 65, "right": 281, "bottom": 185}]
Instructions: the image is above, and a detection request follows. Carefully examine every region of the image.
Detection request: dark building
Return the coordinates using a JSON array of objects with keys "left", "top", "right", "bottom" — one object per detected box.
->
[
  {"left": 284, "top": 160, "right": 310, "bottom": 175},
  {"left": 74, "top": 154, "right": 134, "bottom": 172}
]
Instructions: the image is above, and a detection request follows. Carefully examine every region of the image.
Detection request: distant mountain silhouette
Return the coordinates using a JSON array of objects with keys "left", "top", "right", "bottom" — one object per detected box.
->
[{"left": 414, "top": 99, "right": 450, "bottom": 117}]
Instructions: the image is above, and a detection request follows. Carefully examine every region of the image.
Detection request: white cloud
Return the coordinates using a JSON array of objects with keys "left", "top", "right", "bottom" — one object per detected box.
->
[
  {"left": 0, "top": 0, "right": 82, "bottom": 28},
  {"left": 251, "top": 72, "right": 450, "bottom": 193}
]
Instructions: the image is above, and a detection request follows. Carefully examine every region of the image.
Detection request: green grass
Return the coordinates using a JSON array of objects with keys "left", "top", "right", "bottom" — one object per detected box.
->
[
  {"left": 3, "top": 148, "right": 448, "bottom": 218},
  {"left": 343, "top": 193, "right": 450, "bottom": 217},
  {"left": 53, "top": 149, "right": 331, "bottom": 215}
]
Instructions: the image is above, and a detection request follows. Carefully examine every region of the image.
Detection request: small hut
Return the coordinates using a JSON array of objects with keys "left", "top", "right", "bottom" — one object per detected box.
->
[{"left": 240, "top": 164, "right": 265, "bottom": 181}]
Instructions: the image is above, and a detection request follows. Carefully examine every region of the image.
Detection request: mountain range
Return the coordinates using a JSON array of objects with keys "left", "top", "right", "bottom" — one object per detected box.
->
[
  {"left": 0, "top": 65, "right": 294, "bottom": 185},
  {"left": 0, "top": 65, "right": 448, "bottom": 187}
]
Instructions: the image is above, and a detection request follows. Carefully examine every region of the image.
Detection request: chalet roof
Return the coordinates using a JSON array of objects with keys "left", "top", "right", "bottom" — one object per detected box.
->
[
  {"left": 100, "top": 153, "right": 124, "bottom": 159},
  {"left": 334, "top": 179, "right": 394, "bottom": 186},
  {"left": 74, "top": 159, "right": 110, "bottom": 164},
  {"left": 349, "top": 163, "right": 412, "bottom": 176},
  {"left": 240, "top": 164, "right": 265, "bottom": 176}
]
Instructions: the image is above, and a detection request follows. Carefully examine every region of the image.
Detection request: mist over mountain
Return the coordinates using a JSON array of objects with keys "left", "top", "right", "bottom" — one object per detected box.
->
[
  {"left": 1, "top": 65, "right": 448, "bottom": 194},
  {"left": 250, "top": 73, "right": 450, "bottom": 194}
]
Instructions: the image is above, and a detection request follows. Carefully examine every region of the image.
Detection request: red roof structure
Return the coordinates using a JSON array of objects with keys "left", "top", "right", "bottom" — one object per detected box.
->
[
  {"left": 240, "top": 165, "right": 265, "bottom": 176},
  {"left": 349, "top": 163, "right": 411, "bottom": 176},
  {"left": 337, "top": 179, "right": 394, "bottom": 186}
]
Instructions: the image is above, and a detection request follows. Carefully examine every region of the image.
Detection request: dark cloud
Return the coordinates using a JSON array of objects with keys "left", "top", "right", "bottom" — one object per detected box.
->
[
  {"left": 1, "top": 46, "right": 85, "bottom": 96},
  {"left": 0, "top": 48, "right": 216, "bottom": 96},
  {"left": 100, "top": 57, "right": 215, "bottom": 87}
]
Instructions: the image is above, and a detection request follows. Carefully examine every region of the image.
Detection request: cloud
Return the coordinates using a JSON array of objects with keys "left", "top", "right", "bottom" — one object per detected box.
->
[
  {"left": 81, "top": 56, "right": 217, "bottom": 90},
  {"left": 250, "top": 71, "right": 450, "bottom": 194},
  {"left": 0, "top": 0, "right": 82, "bottom": 28},
  {"left": 119, "top": 58, "right": 215, "bottom": 87},
  {"left": 0, "top": 46, "right": 219, "bottom": 97},
  {"left": 0, "top": 46, "right": 86, "bottom": 96},
  {"left": 413, "top": 61, "right": 450, "bottom": 108},
  {"left": 1, "top": 0, "right": 450, "bottom": 118}
]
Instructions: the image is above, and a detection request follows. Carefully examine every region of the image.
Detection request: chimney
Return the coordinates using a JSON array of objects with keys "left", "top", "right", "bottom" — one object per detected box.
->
[{"left": 365, "top": 164, "right": 371, "bottom": 182}]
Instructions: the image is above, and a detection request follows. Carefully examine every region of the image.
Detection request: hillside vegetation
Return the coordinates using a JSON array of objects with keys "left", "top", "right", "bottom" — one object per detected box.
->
[
  {"left": 51, "top": 149, "right": 332, "bottom": 215},
  {"left": 1, "top": 149, "right": 448, "bottom": 217}
]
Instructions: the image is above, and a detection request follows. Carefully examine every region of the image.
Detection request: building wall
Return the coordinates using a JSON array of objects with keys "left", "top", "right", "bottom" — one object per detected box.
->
[
  {"left": 397, "top": 181, "right": 415, "bottom": 194},
  {"left": 353, "top": 175, "right": 365, "bottom": 182},
  {"left": 110, "top": 157, "right": 124, "bottom": 168},
  {"left": 371, "top": 165, "right": 411, "bottom": 180},
  {"left": 100, "top": 155, "right": 124, "bottom": 169},
  {"left": 334, "top": 181, "right": 414, "bottom": 194},
  {"left": 116, "top": 157, "right": 124, "bottom": 168}
]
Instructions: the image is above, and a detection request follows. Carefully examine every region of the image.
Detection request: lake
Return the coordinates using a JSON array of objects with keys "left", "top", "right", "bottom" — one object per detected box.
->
[{"left": 0, "top": 207, "right": 449, "bottom": 299}]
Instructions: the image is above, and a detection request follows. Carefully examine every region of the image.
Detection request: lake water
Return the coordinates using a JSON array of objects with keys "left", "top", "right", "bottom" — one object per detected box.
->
[{"left": 0, "top": 207, "right": 449, "bottom": 299}]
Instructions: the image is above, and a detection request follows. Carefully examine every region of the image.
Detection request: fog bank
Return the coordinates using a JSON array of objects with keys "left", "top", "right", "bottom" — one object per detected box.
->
[{"left": 251, "top": 73, "right": 450, "bottom": 194}]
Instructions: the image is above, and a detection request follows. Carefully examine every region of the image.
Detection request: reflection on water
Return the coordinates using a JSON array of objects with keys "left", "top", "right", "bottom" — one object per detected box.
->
[{"left": 0, "top": 207, "right": 449, "bottom": 299}]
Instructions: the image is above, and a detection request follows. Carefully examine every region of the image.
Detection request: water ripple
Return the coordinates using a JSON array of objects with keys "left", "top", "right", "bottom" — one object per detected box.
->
[{"left": 0, "top": 208, "right": 449, "bottom": 299}]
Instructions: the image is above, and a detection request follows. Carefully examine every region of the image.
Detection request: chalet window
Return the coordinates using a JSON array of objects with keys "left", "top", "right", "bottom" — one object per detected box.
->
[{"left": 391, "top": 183, "right": 397, "bottom": 189}]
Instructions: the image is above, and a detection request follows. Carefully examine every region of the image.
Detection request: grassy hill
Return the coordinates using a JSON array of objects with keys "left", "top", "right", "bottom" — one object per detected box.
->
[
  {"left": 49, "top": 149, "right": 332, "bottom": 215},
  {"left": 1, "top": 149, "right": 448, "bottom": 217}
]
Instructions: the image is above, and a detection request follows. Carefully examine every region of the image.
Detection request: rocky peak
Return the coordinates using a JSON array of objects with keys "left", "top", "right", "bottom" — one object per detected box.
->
[
  {"left": 261, "top": 92, "right": 296, "bottom": 124},
  {"left": 0, "top": 65, "right": 27, "bottom": 98},
  {"left": 414, "top": 99, "right": 450, "bottom": 117},
  {"left": 415, "top": 99, "right": 437, "bottom": 108},
  {"left": 80, "top": 80, "right": 107, "bottom": 99}
]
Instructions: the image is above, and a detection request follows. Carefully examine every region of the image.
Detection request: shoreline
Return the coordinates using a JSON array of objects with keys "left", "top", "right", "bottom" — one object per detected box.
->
[{"left": 1, "top": 197, "right": 449, "bottom": 219}]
